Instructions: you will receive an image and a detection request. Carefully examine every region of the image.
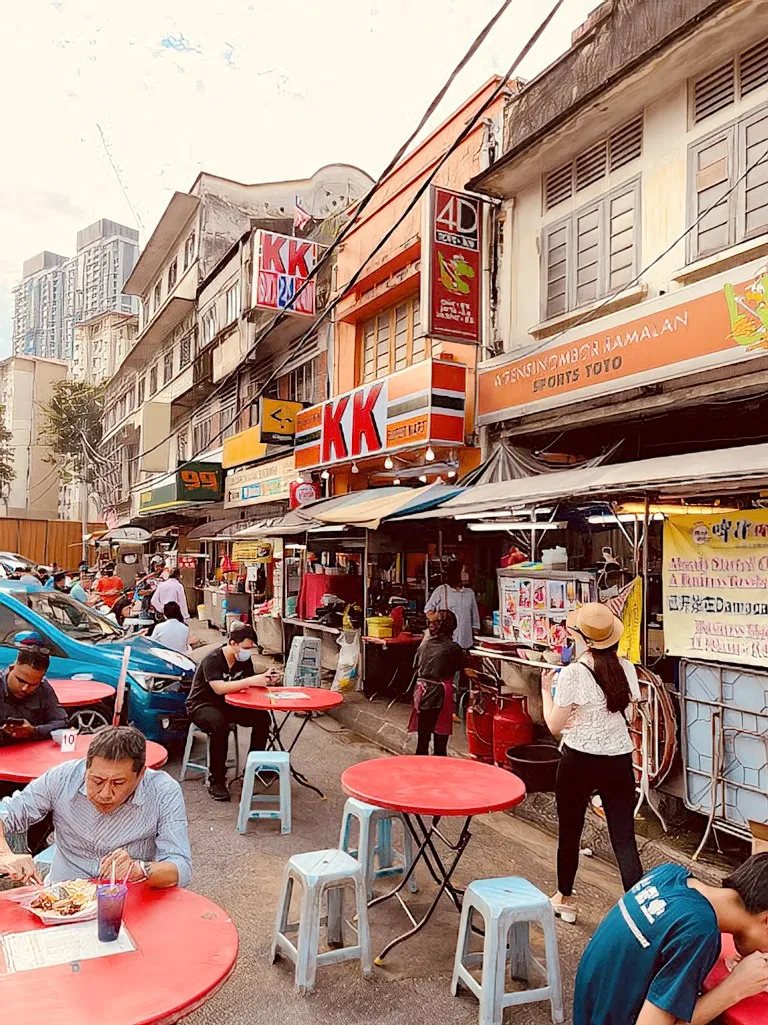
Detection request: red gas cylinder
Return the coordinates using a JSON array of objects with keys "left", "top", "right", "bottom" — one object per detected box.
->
[
  {"left": 466, "top": 686, "right": 497, "bottom": 763},
  {"left": 493, "top": 694, "right": 534, "bottom": 766}
]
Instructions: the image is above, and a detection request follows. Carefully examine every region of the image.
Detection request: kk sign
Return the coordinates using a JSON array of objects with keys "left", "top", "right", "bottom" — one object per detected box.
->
[
  {"left": 425, "top": 186, "right": 483, "bottom": 344},
  {"left": 252, "top": 230, "right": 325, "bottom": 317},
  {"left": 295, "top": 359, "right": 467, "bottom": 471}
]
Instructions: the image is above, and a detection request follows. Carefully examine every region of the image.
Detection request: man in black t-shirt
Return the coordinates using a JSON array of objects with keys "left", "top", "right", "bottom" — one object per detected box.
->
[{"left": 186, "top": 623, "right": 280, "bottom": 801}]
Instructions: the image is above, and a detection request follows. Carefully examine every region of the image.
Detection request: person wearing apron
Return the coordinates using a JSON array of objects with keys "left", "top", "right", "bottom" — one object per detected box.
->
[{"left": 408, "top": 609, "right": 465, "bottom": 755}]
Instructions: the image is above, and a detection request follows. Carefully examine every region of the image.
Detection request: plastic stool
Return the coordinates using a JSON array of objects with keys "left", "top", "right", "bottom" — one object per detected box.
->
[
  {"left": 270, "top": 848, "right": 372, "bottom": 994},
  {"left": 339, "top": 797, "right": 418, "bottom": 898},
  {"left": 178, "top": 722, "right": 240, "bottom": 782},
  {"left": 237, "top": 751, "right": 291, "bottom": 835},
  {"left": 451, "top": 876, "right": 564, "bottom": 1025}
]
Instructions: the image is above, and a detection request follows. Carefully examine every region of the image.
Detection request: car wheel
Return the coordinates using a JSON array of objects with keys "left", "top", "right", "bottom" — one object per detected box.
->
[{"left": 68, "top": 708, "right": 110, "bottom": 734}]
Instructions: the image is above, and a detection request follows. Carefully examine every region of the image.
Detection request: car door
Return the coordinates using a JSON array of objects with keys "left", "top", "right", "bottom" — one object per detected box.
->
[{"left": 0, "top": 596, "right": 76, "bottom": 679}]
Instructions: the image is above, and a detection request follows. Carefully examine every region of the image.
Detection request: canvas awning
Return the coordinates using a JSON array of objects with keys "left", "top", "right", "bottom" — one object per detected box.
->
[{"left": 400, "top": 441, "right": 768, "bottom": 520}]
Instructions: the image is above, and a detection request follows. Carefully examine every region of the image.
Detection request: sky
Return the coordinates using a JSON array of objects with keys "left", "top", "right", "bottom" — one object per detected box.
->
[{"left": 0, "top": 0, "right": 599, "bottom": 355}]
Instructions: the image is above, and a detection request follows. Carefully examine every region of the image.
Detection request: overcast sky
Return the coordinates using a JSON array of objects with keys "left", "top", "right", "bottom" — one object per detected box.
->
[{"left": 0, "top": 0, "right": 598, "bottom": 355}]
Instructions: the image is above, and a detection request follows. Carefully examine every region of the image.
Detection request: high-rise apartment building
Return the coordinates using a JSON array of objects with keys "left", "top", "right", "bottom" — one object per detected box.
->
[{"left": 11, "top": 219, "right": 139, "bottom": 361}]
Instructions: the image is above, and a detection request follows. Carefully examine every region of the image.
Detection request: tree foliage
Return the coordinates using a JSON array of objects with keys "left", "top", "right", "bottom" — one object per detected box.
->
[
  {"left": 39, "top": 380, "right": 105, "bottom": 486},
  {"left": 0, "top": 406, "right": 15, "bottom": 499}
]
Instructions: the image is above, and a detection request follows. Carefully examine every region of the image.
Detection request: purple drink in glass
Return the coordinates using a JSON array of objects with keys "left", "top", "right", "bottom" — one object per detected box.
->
[{"left": 97, "top": 883, "right": 127, "bottom": 942}]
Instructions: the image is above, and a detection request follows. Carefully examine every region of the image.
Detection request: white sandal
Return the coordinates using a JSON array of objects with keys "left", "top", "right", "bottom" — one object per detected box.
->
[{"left": 550, "top": 894, "right": 578, "bottom": 924}]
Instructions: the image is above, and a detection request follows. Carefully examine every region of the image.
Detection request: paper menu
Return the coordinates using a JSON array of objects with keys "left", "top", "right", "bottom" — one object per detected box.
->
[
  {"left": 499, "top": 573, "right": 592, "bottom": 645},
  {"left": 1, "top": 921, "right": 136, "bottom": 974}
]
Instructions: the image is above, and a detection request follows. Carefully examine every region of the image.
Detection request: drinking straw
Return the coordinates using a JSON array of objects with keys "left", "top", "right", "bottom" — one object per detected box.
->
[
  {"left": 110, "top": 860, "right": 116, "bottom": 887},
  {"left": 121, "top": 867, "right": 132, "bottom": 885}
]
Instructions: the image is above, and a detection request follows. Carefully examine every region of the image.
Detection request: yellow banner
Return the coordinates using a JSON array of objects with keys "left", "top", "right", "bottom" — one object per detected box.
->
[
  {"left": 663, "top": 510, "right": 768, "bottom": 667},
  {"left": 618, "top": 577, "right": 642, "bottom": 665}
]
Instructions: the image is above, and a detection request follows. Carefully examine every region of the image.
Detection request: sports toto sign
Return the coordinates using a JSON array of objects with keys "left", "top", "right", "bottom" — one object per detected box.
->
[
  {"left": 425, "top": 186, "right": 482, "bottom": 344},
  {"left": 252, "top": 230, "right": 325, "bottom": 316}
]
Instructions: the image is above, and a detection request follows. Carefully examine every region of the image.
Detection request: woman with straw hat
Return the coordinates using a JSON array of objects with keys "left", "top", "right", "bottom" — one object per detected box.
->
[{"left": 541, "top": 602, "right": 643, "bottom": 924}]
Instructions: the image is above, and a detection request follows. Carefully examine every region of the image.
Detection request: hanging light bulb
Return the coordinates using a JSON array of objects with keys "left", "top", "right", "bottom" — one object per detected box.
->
[
  {"left": 321, "top": 469, "right": 330, "bottom": 480},
  {"left": 384, "top": 456, "right": 394, "bottom": 470},
  {"left": 393, "top": 477, "right": 401, "bottom": 485},
  {"left": 351, "top": 462, "right": 359, "bottom": 474},
  {"left": 425, "top": 446, "right": 435, "bottom": 462},
  {"left": 418, "top": 474, "right": 428, "bottom": 483},
  {"left": 447, "top": 470, "right": 457, "bottom": 479}
]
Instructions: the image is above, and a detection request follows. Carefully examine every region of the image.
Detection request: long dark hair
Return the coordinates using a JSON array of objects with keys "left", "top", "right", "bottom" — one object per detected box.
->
[{"left": 589, "top": 644, "right": 630, "bottom": 714}]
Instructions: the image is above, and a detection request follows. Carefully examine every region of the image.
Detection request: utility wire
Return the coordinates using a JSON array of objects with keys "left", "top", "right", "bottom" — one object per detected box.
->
[
  {"left": 132, "top": 0, "right": 565, "bottom": 475},
  {"left": 128, "top": 0, "right": 535, "bottom": 470},
  {"left": 96, "top": 123, "right": 145, "bottom": 232}
]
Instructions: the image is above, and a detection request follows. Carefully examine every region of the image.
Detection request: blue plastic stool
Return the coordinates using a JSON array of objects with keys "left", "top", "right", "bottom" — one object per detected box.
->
[
  {"left": 339, "top": 797, "right": 418, "bottom": 899},
  {"left": 270, "top": 849, "right": 372, "bottom": 994},
  {"left": 451, "top": 876, "right": 564, "bottom": 1025},
  {"left": 178, "top": 722, "right": 240, "bottom": 782},
  {"left": 237, "top": 751, "right": 291, "bottom": 835}
]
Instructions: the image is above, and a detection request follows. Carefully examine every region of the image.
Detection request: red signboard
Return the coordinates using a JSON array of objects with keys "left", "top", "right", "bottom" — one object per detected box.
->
[
  {"left": 252, "top": 230, "right": 325, "bottom": 317},
  {"left": 290, "top": 481, "right": 321, "bottom": 509},
  {"left": 426, "top": 187, "right": 482, "bottom": 344}
]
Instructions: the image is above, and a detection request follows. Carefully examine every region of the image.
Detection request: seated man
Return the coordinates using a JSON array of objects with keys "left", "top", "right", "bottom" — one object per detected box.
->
[
  {"left": 0, "top": 648, "right": 67, "bottom": 748},
  {"left": 573, "top": 855, "right": 768, "bottom": 1024},
  {"left": 0, "top": 725, "right": 191, "bottom": 888},
  {"left": 187, "top": 622, "right": 280, "bottom": 802}
]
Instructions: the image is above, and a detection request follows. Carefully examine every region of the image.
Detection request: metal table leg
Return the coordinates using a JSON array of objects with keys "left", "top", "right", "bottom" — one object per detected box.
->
[{"left": 268, "top": 711, "right": 326, "bottom": 799}]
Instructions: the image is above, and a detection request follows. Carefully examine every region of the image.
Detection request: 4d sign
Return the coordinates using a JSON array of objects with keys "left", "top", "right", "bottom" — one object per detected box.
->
[{"left": 252, "top": 230, "right": 325, "bottom": 317}]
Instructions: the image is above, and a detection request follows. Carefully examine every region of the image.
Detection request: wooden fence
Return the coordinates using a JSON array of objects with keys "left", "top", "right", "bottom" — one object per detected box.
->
[{"left": 0, "top": 519, "right": 104, "bottom": 571}]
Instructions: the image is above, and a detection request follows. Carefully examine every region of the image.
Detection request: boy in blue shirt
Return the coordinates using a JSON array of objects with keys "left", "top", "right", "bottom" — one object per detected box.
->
[{"left": 574, "top": 855, "right": 768, "bottom": 1024}]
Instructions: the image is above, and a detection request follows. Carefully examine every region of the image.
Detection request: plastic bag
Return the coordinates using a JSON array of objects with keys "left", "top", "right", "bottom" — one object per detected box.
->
[{"left": 332, "top": 630, "right": 361, "bottom": 692}]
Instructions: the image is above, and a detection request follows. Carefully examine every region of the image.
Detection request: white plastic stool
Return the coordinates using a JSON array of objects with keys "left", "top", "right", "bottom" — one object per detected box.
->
[
  {"left": 339, "top": 797, "right": 418, "bottom": 898},
  {"left": 271, "top": 849, "right": 372, "bottom": 995},
  {"left": 237, "top": 751, "right": 291, "bottom": 835},
  {"left": 178, "top": 722, "right": 240, "bottom": 782},
  {"left": 451, "top": 876, "right": 564, "bottom": 1025}
]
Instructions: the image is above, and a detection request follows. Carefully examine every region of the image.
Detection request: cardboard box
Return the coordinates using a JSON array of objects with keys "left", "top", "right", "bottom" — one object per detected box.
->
[{"left": 748, "top": 820, "right": 768, "bottom": 855}]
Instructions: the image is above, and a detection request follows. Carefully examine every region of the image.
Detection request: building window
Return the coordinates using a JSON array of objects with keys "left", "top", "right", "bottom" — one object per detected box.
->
[
  {"left": 168, "top": 259, "right": 178, "bottom": 292},
  {"left": 361, "top": 296, "right": 423, "bottom": 383},
  {"left": 280, "top": 359, "right": 317, "bottom": 404},
  {"left": 201, "top": 309, "right": 217, "bottom": 346},
  {"left": 137, "top": 376, "right": 145, "bottom": 405},
  {"left": 142, "top": 300, "right": 151, "bottom": 331},
  {"left": 193, "top": 417, "right": 212, "bottom": 454},
  {"left": 543, "top": 116, "right": 643, "bottom": 211},
  {"left": 691, "top": 40, "right": 768, "bottom": 125},
  {"left": 179, "top": 334, "right": 192, "bottom": 368},
  {"left": 542, "top": 180, "right": 640, "bottom": 319},
  {"left": 688, "top": 103, "right": 768, "bottom": 262},
  {"left": 163, "top": 349, "right": 173, "bottom": 386},
  {"left": 153, "top": 281, "right": 162, "bottom": 312},
  {"left": 149, "top": 365, "right": 158, "bottom": 395},
  {"left": 225, "top": 281, "right": 240, "bottom": 325},
  {"left": 177, "top": 430, "right": 188, "bottom": 463},
  {"left": 183, "top": 231, "right": 196, "bottom": 271}
]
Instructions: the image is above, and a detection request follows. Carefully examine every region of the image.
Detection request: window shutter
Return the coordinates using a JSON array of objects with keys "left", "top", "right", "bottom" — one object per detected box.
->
[
  {"left": 739, "top": 39, "right": 768, "bottom": 98},
  {"left": 362, "top": 321, "right": 375, "bottom": 384},
  {"left": 741, "top": 107, "right": 768, "bottom": 238},
  {"left": 375, "top": 312, "right": 390, "bottom": 379},
  {"left": 609, "top": 116, "right": 643, "bottom": 171},
  {"left": 608, "top": 187, "right": 636, "bottom": 290},
  {"left": 575, "top": 207, "right": 600, "bottom": 305},
  {"left": 693, "top": 130, "right": 734, "bottom": 258},
  {"left": 393, "top": 304, "right": 408, "bottom": 371},
  {"left": 575, "top": 141, "right": 607, "bottom": 193},
  {"left": 693, "top": 61, "right": 736, "bottom": 124},
  {"left": 545, "top": 224, "right": 569, "bottom": 318},
  {"left": 544, "top": 162, "right": 573, "bottom": 210}
]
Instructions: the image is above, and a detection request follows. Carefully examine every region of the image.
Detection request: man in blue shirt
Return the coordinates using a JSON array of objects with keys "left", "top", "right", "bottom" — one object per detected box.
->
[
  {"left": 574, "top": 857, "right": 768, "bottom": 1024},
  {"left": 69, "top": 570, "right": 93, "bottom": 604}
]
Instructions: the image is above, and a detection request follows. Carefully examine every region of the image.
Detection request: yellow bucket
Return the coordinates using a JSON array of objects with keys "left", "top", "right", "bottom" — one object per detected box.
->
[{"left": 366, "top": 616, "right": 394, "bottom": 639}]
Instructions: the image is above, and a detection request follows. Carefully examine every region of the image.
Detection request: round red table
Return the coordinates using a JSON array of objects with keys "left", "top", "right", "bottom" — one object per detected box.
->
[
  {"left": 226, "top": 687, "right": 343, "bottom": 797},
  {"left": 704, "top": 934, "right": 767, "bottom": 1025},
  {"left": 0, "top": 736, "right": 168, "bottom": 784},
  {"left": 0, "top": 885, "right": 238, "bottom": 1025},
  {"left": 49, "top": 679, "right": 115, "bottom": 707},
  {"left": 341, "top": 755, "right": 526, "bottom": 962}
]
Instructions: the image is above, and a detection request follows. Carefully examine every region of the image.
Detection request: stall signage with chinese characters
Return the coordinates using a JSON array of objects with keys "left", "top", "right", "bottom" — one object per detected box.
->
[
  {"left": 478, "top": 259, "right": 768, "bottom": 424},
  {"left": 294, "top": 359, "right": 467, "bottom": 471},
  {"left": 139, "top": 463, "right": 223, "bottom": 513},
  {"left": 425, "top": 186, "right": 482, "bottom": 344},
  {"left": 290, "top": 480, "right": 321, "bottom": 508},
  {"left": 224, "top": 456, "right": 294, "bottom": 509},
  {"left": 251, "top": 231, "right": 325, "bottom": 317},
  {"left": 663, "top": 510, "right": 768, "bottom": 667}
]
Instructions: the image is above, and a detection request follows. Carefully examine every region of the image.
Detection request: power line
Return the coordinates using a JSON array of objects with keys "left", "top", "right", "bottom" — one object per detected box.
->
[
  {"left": 133, "top": 0, "right": 566, "bottom": 474},
  {"left": 128, "top": 0, "right": 538, "bottom": 470},
  {"left": 96, "top": 123, "right": 145, "bottom": 232}
]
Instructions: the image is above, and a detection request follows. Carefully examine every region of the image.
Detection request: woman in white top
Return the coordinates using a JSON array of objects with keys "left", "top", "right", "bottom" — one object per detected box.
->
[
  {"left": 151, "top": 601, "right": 190, "bottom": 653},
  {"left": 424, "top": 562, "right": 480, "bottom": 650},
  {"left": 151, "top": 568, "right": 189, "bottom": 621},
  {"left": 541, "top": 602, "right": 642, "bottom": 924}
]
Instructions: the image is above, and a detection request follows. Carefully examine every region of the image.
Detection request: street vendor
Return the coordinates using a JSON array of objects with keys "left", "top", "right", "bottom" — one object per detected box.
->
[
  {"left": 409, "top": 609, "right": 464, "bottom": 756},
  {"left": 573, "top": 854, "right": 768, "bottom": 1024}
]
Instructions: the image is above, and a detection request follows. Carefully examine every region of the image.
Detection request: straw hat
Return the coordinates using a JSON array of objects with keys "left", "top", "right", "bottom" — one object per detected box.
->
[{"left": 571, "top": 602, "right": 623, "bottom": 650}]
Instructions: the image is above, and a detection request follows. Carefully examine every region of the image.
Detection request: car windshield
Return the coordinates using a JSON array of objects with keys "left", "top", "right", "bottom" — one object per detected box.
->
[{"left": 24, "top": 591, "right": 123, "bottom": 640}]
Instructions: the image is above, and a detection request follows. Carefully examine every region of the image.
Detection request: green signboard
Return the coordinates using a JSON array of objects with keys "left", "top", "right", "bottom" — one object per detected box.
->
[{"left": 139, "top": 462, "right": 223, "bottom": 513}]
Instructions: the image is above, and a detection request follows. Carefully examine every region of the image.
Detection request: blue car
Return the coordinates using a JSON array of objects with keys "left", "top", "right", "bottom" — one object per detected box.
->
[{"left": 0, "top": 583, "right": 194, "bottom": 744}]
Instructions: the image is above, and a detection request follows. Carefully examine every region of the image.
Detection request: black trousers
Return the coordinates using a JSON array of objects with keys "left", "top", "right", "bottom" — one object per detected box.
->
[
  {"left": 555, "top": 745, "right": 642, "bottom": 897},
  {"left": 415, "top": 707, "right": 449, "bottom": 756},
  {"left": 189, "top": 704, "right": 271, "bottom": 784}
]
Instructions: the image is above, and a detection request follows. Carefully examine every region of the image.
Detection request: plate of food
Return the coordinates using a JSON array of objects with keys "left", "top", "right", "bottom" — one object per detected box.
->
[{"left": 16, "top": 880, "right": 98, "bottom": 925}]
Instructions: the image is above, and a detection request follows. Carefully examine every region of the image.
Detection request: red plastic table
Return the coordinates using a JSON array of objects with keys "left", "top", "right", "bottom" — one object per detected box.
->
[
  {"left": 0, "top": 736, "right": 168, "bottom": 784},
  {"left": 703, "top": 934, "right": 768, "bottom": 1025},
  {"left": 226, "top": 686, "right": 343, "bottom": 797},
  {"left": 49, "top": 679, "right": 115, "bottom": 707},
  {"left": 341, "top": 755, "right": 526, "bottom": 961},
  {"left": 0, "top": 885, "right": 238, "bottom": 1025}
]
